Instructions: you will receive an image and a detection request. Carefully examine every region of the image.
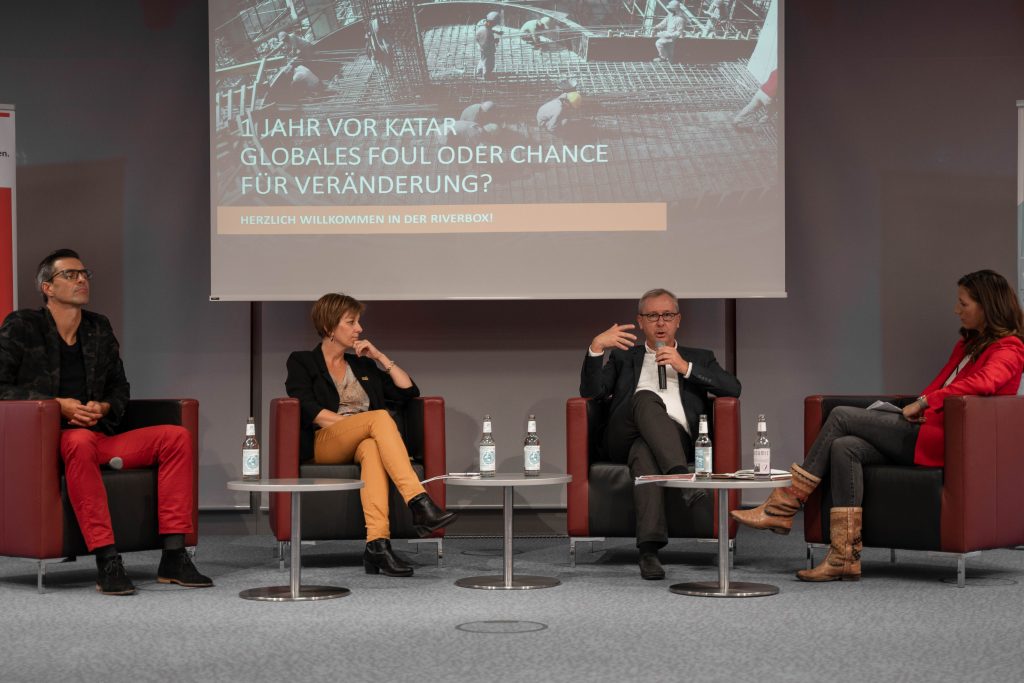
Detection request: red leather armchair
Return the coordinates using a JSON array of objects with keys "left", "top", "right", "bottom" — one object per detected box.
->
[
  {"left": 268, "top": 396, "right": 448, "bottom": 563},
  {"left": 804, "top": 394, "right": 1024, "bottom": 586},
  {"left": 566, "top": 396, "right": 742, "bottom": 566},
  {"left": 0, "top": 398, "right": 200, "bottom": 591}
]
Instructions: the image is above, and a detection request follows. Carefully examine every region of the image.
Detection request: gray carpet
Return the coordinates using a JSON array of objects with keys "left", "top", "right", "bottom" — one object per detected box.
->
[{"left": 1, "top": 520, "right": 1023, "bottom": 682}]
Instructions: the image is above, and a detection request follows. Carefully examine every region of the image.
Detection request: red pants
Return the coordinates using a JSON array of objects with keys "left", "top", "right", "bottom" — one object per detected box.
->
[{"left": 60, "top": 426, "right": 195, "bottom": 551}]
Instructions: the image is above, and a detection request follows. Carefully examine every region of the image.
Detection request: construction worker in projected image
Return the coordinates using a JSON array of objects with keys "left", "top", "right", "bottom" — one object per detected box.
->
[
  {"left": 733, "top": 68, "right": 777, "bottom": 128},
  {"left": 704, "top": 0, "right": 733, "bottom": 36},
  {"left": 537, "top": 91, "right": 582, "bottom": 133},
  {"left": 265, "top": 59, "right": 323, "bottom": 104},
  {"left": 365, "top": 17, "right": 394, "bottom": 75},
  {"left": 439, "top": 120, "right": 499, "bottom": 147},
  {"left": 278, "top": 30, "right": 315, "bottom": 61},
  {"left": 476, "top": 11, "right": 501, "bottom": 80},
  {"left": 556, "top": 78, "right": 580, "bottom": 97},
  {"left": 460, "top": 100, "right": 496, "bottom": 126},
  {"left": 653, "top": 1, "right": 686, "bottom": 63},
  {"left": 292, "top": 63, "right": 322, "bottom": 92},
  {"left": 520, "top": 16, "right": 554, "bottom": 47}
]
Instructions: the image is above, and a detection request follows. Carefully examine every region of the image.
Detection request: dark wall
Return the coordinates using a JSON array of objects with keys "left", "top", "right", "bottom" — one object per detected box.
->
[
  {"left": 0, "top": 0, "right": 253, "bottom": 508},
  {"left": 2, "top": 0, "right": 1023, "bottom": 505},
  {"left": 737, "top": 2, "right": 1024, "bottom": 477},
  {"left": 17, "top": 160, "right": 125, "bottom": 334}
]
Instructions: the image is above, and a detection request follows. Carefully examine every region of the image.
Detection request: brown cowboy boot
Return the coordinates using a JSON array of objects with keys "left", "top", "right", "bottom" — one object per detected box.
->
[
  {"left": 729, "top": 464, "right": 820, "bottom": 534},
  {"left": 797, "top": 506, "right": 862, "bottom": 582}
]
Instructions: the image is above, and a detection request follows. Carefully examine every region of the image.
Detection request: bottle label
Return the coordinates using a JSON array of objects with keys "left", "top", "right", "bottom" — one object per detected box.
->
[
  {"left": 527, "top": 421, "right": 537, "bottom": 432},
  {"left": 479, "top": 445, "right": 496, "bottom": 470},
  {"left": 753, "top": 448, "right": 771, "bottom": 474},
  {"left": 524, "top": 445, "right": 541, "bottom": 470},
  {"left": 483, "top": 420, "right": 492, "bottom": 434},
  {"left": 757, "top": 421, "right": 766, "bottom": 432},
  {"left": 242, "top": 448, "right": 260, "bottom": 476},
  {"left": 695, "top": 446, "right": 712, "bottom": 474},
  {"left": 245, "top": 423, "right": 256, "bottom": 436}
]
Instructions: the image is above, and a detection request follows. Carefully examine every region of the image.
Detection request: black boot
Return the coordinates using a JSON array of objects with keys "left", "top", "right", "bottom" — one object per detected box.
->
[
  {"left": 408, "top": 493, "right": 458, "bottom": 537},
  {"left": 95, "top": 554, "right": 136, "bottom": 595},
  {"left": 637, "top": 541, "right": 666, "bottom": 580},
  {"left": 363, "top": 539, "right": 414, "bottom": 577},
  {"left": 157, "top": 549, "right": 214, "bottom": 587},
  {"left": 638, "top": 552, "right": 666, "bottom": 580}
]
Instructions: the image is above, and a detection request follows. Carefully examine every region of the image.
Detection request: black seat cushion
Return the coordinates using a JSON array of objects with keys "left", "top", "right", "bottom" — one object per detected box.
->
[
  {"left": 587, "top": 463, "right": 714, "bottom": 539},
  {"left": 817, "top": 465, "right": 942, "bottom": 550},
  {"left": 298, "top": 461, "right": 426, "bottom": 540}
]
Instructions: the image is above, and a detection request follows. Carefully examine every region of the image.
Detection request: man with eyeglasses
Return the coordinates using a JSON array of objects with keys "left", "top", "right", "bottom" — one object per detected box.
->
[
  {"left": 0, "top": 248, "right": 212, "bottom": 595},
  {"left": 581, "top": 288, "right": 741, "bottom": 579}
]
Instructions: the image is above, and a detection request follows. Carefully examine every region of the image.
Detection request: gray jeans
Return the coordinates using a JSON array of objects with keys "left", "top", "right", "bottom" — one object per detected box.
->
[{"left": 802, "top": 406, "right": 920, "bottom": 506}]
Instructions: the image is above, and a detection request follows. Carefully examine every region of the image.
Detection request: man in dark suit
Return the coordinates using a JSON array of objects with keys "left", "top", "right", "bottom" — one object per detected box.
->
[
  {"left": 580, "top": 288, "right": 741, "bottom": 579},
  {"left": 0, "top": 249, "right": 212, "bottom": 595}
]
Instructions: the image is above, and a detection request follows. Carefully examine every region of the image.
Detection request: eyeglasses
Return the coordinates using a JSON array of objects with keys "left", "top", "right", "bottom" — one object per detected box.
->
[
  {"left": 639, "top": 312, "right": 679, "bottom": 322},
  {"left": 48, "top": 269, "right": 93, "bottom": 282}
]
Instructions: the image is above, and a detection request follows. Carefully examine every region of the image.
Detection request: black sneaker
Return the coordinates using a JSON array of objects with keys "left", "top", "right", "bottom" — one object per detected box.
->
[
  {"left": 157, "top": 550, "right": 214, "bottom": 588},
  {"left": 96, "top": 554, "right": 136, "bottom": 595}
]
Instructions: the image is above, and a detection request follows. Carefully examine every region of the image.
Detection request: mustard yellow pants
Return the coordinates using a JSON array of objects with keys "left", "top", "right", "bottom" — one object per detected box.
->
[{"left": 313, "top": 410, "right": 425, "bottom": 541}]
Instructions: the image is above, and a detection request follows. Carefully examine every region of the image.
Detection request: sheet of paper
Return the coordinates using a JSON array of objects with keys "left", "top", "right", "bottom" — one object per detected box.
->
[
  {"left": 866, "top": 400, "right": 903, "bottom": 413},
  {"left": 420, "top": 473, "right": 483, "bottom": 485},
  {"left": 635, "top": 473, "right": 696, "bottom": 485}
]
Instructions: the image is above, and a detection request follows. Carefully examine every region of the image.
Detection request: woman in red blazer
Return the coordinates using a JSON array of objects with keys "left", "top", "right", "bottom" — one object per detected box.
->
[{"left": 732, "top": 270, "right": 1024, "bottom": 582}]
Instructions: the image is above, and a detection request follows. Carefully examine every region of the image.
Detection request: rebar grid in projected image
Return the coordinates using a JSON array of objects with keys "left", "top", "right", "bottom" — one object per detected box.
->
[{"left": 213, "top": 1, "right": 778, "bottom": 208}]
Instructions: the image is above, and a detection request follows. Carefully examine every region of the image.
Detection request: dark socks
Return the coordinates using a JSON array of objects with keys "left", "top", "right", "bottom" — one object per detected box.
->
[
  {"left": 94, "top": 544, "right": 117, "bottom": 562},
  {"left": 162, "top": 534, "right": 185, "bottom": 552},
  {"left": 638, "top": 541, "right": 661, "bottom": 555}
]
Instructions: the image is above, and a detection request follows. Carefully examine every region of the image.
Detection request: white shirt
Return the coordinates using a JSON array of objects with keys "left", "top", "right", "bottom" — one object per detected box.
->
[
  {"left": 589, "top": 340, "right": 693, "bottom": 435},
  {"left": 637, "top": 342, "right": 691, "bottom": 435}
]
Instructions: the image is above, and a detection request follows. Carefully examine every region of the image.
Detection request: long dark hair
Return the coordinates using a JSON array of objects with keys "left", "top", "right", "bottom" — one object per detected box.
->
[{"left": 958, "top": 269, "right": 1024, "bottom": 357}]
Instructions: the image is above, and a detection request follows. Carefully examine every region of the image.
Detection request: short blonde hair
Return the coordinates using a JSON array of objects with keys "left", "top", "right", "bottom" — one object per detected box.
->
[{"left": 311, "top": 293, "right": 365, "bottom": 338}]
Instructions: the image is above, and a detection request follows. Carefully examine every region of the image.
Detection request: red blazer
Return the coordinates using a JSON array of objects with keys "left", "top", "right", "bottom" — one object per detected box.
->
[{"left": 915, "top": 335, "right": 1024, "bottom": 466}]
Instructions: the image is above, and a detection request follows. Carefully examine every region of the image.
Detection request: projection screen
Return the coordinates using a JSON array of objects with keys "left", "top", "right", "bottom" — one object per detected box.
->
[
  {"left": 1018, "top": 100, "right": 1024, "bottom": 304},
  {"left": 210, "top": 0, "right": 784, "bottom": 300}
]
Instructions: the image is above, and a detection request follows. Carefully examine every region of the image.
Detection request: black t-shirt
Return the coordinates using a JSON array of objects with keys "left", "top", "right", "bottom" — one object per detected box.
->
[{"left": 58, "top": 336, "right": 88, "bottom": 405}]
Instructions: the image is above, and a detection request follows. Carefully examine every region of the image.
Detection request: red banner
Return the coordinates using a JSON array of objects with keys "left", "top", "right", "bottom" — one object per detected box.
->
[
  {"left": 0, "top": 189, "right": 11, "bottom": 318},
  {"left": 0, "top": 105, "right": 13, "bottom": 319}
]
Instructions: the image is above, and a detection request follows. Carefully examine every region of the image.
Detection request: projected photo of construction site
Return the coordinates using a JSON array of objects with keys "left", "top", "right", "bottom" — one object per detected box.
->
[{"left": 213, "top": 0, "right": 779, "bottom": 209}]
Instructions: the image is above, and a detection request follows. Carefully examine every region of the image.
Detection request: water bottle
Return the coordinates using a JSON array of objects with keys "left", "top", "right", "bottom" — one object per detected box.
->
[
  {"left": 694, "top": 414, "right": 712, "bottom": 477},
  {"left": 479, "top": 414, "right": 496, "bottom": 477},
  {"left": 242, "top": 417, "right": 260, "bottom": 480},
  {"left": 753, "top": 414, "right": 770, "bottom": 477},
  {"left": 523, "top": 414, "right": 540, "bottom": 476}
]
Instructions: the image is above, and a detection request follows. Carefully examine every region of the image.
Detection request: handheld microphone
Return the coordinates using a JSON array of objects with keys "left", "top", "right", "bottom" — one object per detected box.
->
[{"left": 655, "top": 340, "right": 667, "bottom": 390}]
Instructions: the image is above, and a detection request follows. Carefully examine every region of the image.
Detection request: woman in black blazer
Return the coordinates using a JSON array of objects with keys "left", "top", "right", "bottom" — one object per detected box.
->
[{"left": 285, "top": 293, "right": 456, "bottom": 576}]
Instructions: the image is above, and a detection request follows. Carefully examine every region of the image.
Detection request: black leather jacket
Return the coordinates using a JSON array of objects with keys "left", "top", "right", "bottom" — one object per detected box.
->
[{"left": 285, "top": 345, "right": 419, "bottom": 460}]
